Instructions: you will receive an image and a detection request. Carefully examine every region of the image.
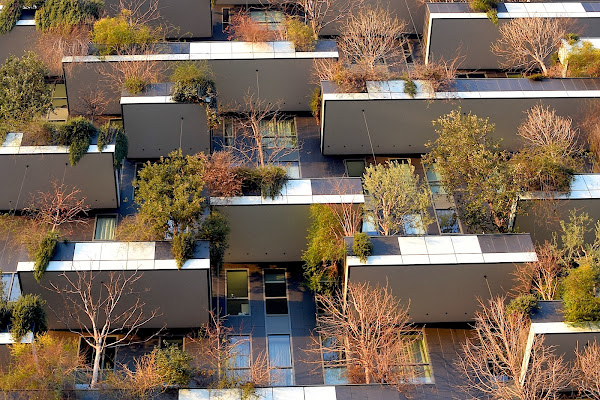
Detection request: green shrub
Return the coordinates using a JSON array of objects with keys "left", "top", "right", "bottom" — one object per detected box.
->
[
  {"left": 0, "top": 300, "right": 11, "bottom": 331},
  {"left": 310, "top": 86, "right": 321, "bottom": 122},
  {"left": 352, "top": 233, "right": 372, "bottom": 263},
  {"left": 0, "top": 0, "right": 23, "bottom": 35},
  {"left": 52, "top": 117, "right": 96, "bottom": 165},
  {"left": 33, "top": 230, "right": 59, "bottom": 283},
  {"left": 469, "top": 0, "right": 497, "bottom": 12},
  {"left": 258, "top": 165, "right": 288, "bottom": 199},
  {"left": 402, "top": 78, "right": 417, "bottom": 98},
  {"left": 123, "top": 75, "right": 146, "bottom": 94},
  {"left": 284, "top": 17, "right": 315, "bottom": 52},
  {"left": 35, "top": 0, "right": 103, "bottom": 32},
  {"left": 565, "top": 33, "right": 580, "bottom": 45},
  {"left": 506, "top": 294, "right": 539, "bottom": 316},
  {"left": 152, "top": 345, "right": 192, "bottom": 386},
  {"left": 237, "top": 165, "right": 288, "bottom": 199},
  {"left": 486, "top": 8, "right": 498, "bottom": 25},
  {"left": 197, "top": 212, "right": 230, "bottom": 270},
  {"left": 170, "top": 61, "right": 218, "bottom": 127},
  {"left": 114, "top": 127, "right": 128, "bottom": 169},
  {"left": 562, "top": 261, "right": 600, "bottom": 322},
  {"left": 98, "top": 123, "right": 128, "bottom": 169},
  {"left": 10, "top": 294, "right": 47, "bottom": 340},
  {"left": 513, "top": 147, "right": 579, "bottom": 192},
  {"left": 567, "top": 40, "right": 600, "bottom": 78},
  {"left": 302, "top": 204, "right": 346, "bottom": 294},
  {"left": 92, "top": 11, "right": 159, "bottom": 55},
  {"left": 527, "top": 73, "right": 545, "bottom": 81},
  {"left": 172, "top": 232, "right": 195, "bottom": 269}
]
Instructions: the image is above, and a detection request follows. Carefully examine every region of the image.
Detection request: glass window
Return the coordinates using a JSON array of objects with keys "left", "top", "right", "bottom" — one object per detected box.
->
[
  {"left": 223, "top": 119, "right": 235, "bottom": 146},
  {"left": 1, "top": 274, "right": 11, "bottom": 301},
  {"left": 94, "top": 215, "right": 117, "bottom": 241},
  {"left": 264, "top": 269, "right": 288, "bottom": 315},
  {"left": 1, "top": 273, "right": 21, "bottom": 302},
  {"left": 345, "top": 159, "right": 366, "bottom": 178},
  {"left": 9, "top": 274, "right": 21, "bottom": 302},
  {"left": 259, "top": 119, "right": 297, "bottom": 149},
  {"left": 250, "top": 10, "right": 284, "bottom": 30},
  {"left": 268, "top": 334, "right": 293, "bottom": 386},
  {"left": 425, "top": 164, "right": 447, "bottom": 195},
  {"left": 227, "top": 270, "right": 249, "bottom": 316},
  {"left": 324, "top": 367, "right": 348, "bottom": 385},
  {"left": 403, "top": 334, "right": 433, "bottom": 384},
  {"left": 79, "top": 336, "right": 117, "bottom": 371},
  {"left": 436, "top": 209, "right": 460, "bottom": 234},
  {"left": 404, "top": 214, "right": 426, "bottom": 235},
  {"left": 161, "top": 336, "right": 184, "bottom": 349},
  {"left": 230, "top": 335, "right": 251, "bottom": 369}
]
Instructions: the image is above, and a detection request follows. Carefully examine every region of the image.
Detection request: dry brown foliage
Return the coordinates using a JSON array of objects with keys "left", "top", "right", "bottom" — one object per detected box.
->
[
  {"left": 227, "top": 11, "right": 277, "bottom": 43},
  {"left": 99, "top": 53, "right": 166, "bottom": 94},
  {"left": 24, "top": 182, "right": 90, "bottom": 233},
  {"left": 338, "top": 5, "right": 408, "bottom": 75},
  {"left": 47, "top": 270, "right": 161, "bottom": 387},
  {"left": 455, "top": 296, "right": 570, "bottom": 400},
  {"left": 74, "top": 88, "right": 110, "bottom": 122},
  {"left": 36, "top": 26, "right": 91, "bottom": 76},
  {"left": 313, "top": 282, "right": 421, "bottom": 393},
  {"left": 574, "top": 340, "right": 600, "bottom": 399},
  {"left": 200, "top": 151, "right": 242, "bottom": 198},
  {"left": 582, "top": 101, "right": 600, "bottom": 171},
  {"left": 492, "top": 17, "right": 571, "bottom": 75},
  {"left": 313, "top": 58, "right": 388, "bottom": 92},
  {"left": 512, "top": 241, "right": 564, "bottom": 300},
  {"left": 189, "top": 311, "right": 273, "bottom": 388},
  {"left": 410, "top": 57, "right": 460, "bottom": 96},
  {"left": 106, "top": 351, "right": 166, "bottom": 400},
  {"left": 518, "top": 105, "right": 581, "bottom": 156}
]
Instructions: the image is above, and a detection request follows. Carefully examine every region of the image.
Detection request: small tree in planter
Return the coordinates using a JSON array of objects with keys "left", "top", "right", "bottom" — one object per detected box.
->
[
  {"left": 227, "top": 10, "right": 277, "bottom": 42},
  {"left": 170, "top": 61, "right": 218, "bottom": 127}
]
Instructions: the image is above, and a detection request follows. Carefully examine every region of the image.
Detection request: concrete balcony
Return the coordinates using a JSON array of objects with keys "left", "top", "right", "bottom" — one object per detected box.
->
[
  {"left": 211, "top": 178, "right": 364, "bottom": 262},
  {"left": 320, "top": 78, "right": 600, "bottom": 155},
  {"left": 0, "top": 133, "right": 119, "bottom": 211},
  {"left": 424, "top": 2, "right": 600, "bottom": 70},
  {"left": 17, "top": 240, "right": 211, "bottom": 329},
  {"left": 64, "top": 40, "right": 338, "bottom": 115},
  {"left": 345, "top": 234, "right": 537, "bottom": 323}
]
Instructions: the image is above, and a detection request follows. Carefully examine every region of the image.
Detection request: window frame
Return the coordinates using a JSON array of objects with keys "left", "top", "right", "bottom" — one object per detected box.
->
[
  {"left": 263, "top": 268, "right": 289, "bottom": 316},
  {"left": 227, "top": 334, "right": 252, "bottom": 380},
  {"left": 92, "top": 214, "right": 118, "bottom": 241},
  {"left": 258, "top": 117, "right": 297, "bottom": 149},
  {"left": 226, "top": 269, "right": 251, "bottom": 317},
  {"left": 267, "top": 334, "right": 294, "bottom": 386},
  {"left": 344, "top": 158, "right": 367, "bottom": 178}
]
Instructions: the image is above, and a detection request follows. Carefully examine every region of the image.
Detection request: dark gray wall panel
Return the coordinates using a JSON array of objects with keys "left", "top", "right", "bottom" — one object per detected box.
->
[
  {"left": 348, "top": 262, "right": 518, "bottom": 323},
  {"left": 0, "top": 26, "right": 39, "bottom": 64},
  {"left": 321, "top": 96, "right": 598, "bottom": 155},
  {"left": 122, "top": 103, "right": 210, "bottom": 158}
]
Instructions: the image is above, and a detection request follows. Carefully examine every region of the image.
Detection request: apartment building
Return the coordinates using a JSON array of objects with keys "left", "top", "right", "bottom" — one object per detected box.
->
[{"left": 1, "top": 0, "right": 600, "bottom": 398}]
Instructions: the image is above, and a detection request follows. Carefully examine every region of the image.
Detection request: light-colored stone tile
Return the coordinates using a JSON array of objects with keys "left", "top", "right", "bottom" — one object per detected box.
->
[
  {"left": 126, "top": 260, "right": 154, "bottom": 270},
  {"left": 428, "top": 254, "right": 458, "bottom": 264},
  {"left": 100, "top": 242, "right": 129, "bottom": 261},
  {"left": 73, "top": 243, "right": 102, "bottom": 261},
  {"left": 456, "top": 253, "right": 485, "bottom": 264},
  {"left": 272, "top": 387, "right": 304, "bottom": 400},
  {"left": 127, "top": 242, "right": 155, "bottom": 260},
  {"left": 304, "top": 386, "right": 336, "bottom": 400},
  {"left": 401, "top": 254, "right": 430, "bottom": 265},
  {"left": 425, "top": 236, "right": 454, "bottom": 254},
  {"left": 451, "top": 236, "right": 481, "bottom": 254},
  {"left": 398, "top": 236, "right": 427, "bottom": 255},
  {"left": 284, "top": 179, "right": 312, "bottom": 196},
  {"left": 179, "top": 389, "right": 210, "bottom": 400}
]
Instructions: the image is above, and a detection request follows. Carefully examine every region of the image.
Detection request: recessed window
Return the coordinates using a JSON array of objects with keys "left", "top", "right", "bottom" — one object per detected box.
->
[
  {"left": 79, "top": 336, "right": 117, "bottom": 372},
  {"left": 425, "top": 163, "right": 447, "bottom": 194},
  {"left": 321, "top": 336, "right": 348, "bottom": 385},
  {"left": 345, "top": 159, "right": 366, "bottom": 178},
  {"left": 222, "top": 7, "right": 230, "bottom": 32},
  {"left": 264, "top": 270, "right": 288, "bottom": 315},
  {"left": 268, "top": 334, "right": 293, "bottom": 386},
  {"left": 405, "top": 334, "right": 434, "bottom": 384},
  {"left": 227, "top": 270, "right": 250, "bottom": 316},
  {"left": 229, "top": 335, "right": 251, "bottom": 381},
  {"left": 404, "top": 214, "right": 426, "bottom": 235},
  {"left": 249, "top": 10, "right": 284, "bottom": 30},
  {"left": 94, "top": 215, "right": 117, "bottom": 241},
  {"left": 0, "top": 273, "right": 20, "bottom": 303},
  {"left": 259, "top": 119, "right": 297, "bottom": 149}
]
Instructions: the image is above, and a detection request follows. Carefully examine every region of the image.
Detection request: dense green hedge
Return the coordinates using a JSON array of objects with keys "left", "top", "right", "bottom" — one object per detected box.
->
[
  {"left": 236, "top": 165, "right": 288, "bottom": 199},
  {"left": 562, "top": 261, "right": 600, "bottom": 322},
  {"left": 33, "top": 230, "right": 59, "bottom": 283},
  {"left": 98, "top": 123, "right": 128, "bottom": 169},
  {"left": 35, "top": 0, "right": 103, "bottom": 32},
  {"left": 51, "top": 117, "right": 96, "bottom": 165},
  {"left": 352, "top": 233, "right": 373, "bottom": 263},
  {"left": 0, "top": 0, "right": 23, "bottom": 35},
  {"left": 172, "top": 232, "right": 195, "bottom": 269},
  {"left": 10, "top": 294, "right": 47, "bottom": 340}
]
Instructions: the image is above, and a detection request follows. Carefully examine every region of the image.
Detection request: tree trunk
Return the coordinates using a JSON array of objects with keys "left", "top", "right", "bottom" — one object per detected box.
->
[
  {"left": 91, "top": 341, "right": 103, "bottom": 388},
  {"left": 540, "top": 62, "right": 548, "bottom": 76}
]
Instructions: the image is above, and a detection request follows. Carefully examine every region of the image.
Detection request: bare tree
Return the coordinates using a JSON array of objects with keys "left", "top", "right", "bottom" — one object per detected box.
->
[
  {"left": 513, "top": 241, "right": 564, "bottom": 301},
  {"left": 518, "top": 105, "right": 581, "bottom": 156},
  {"left": 338, "top": 5, "right": 408, "bottom": 75},
  {"left": 574, "top": 340, "right": 600, "bottom": 399},
  {"left": 410, "top": 56, "right": 460, "bottom": 97},
  {"left": 99, "top": 55, "right": 166, "bottom": 94},
  {"left": 492, "top": 18, "right": 570, "bottom": 75},
  {"left": 25, "top": 182, "right": 90, "bottom": 233},
  {"left": 189, "top": 310, "right": 273, "bottom": 388},
  {"left": 47, "top": 270, "right": 161, "bottom": 388},
  {"left": 227, "top": 10, "right": 277, "bottom": 42},
  {"left": 455, "top": 296, "right": 570, "bottom": 400},
  {"left": 76, "top": 88, "right": 110, "bottom": 123},
  {"left": 225, "top": 94, "right": 298, "bottom": 168},
  {"left": 272, "top": 0, "right": 363, "bottom": 39},
  {"left": 583, "top": 101, "right": 600, "bottom": 170},
  {"left": 313, "top": 282, "right": 422, "bottom": 393},
  {"left": 200, "top": 151, "right": 243, "bottom": 198}
]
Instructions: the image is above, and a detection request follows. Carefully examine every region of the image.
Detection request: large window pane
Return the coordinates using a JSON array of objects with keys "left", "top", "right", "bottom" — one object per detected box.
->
[
  {"left": 227, "top": 270, "right": 249, "bottom": 316},
  {"left": 264, "top": 269, "right": 288, "bottom": 315},
  {"left": 268, "top": 335, "right": 291, "bottom": 368},
  {"left": 94, "top": 215, "right": 116, "bottom": 240},
  {"left": 324, "top": 367, "right": 348, "bottom": 385},
  {"left": 436, "top": 209, "right": 460, "bottom": 234},
  {"left": 229, "top": 336, "right": 251, "bottom": 368}
]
